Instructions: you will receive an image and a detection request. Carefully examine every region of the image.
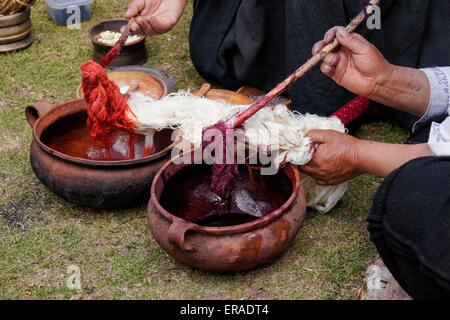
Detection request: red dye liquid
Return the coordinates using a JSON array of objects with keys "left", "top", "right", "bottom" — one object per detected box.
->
[
  {"left": 159, "top": 164, "right": 292, "bottom": 227},
  {"left": 41, "top": 112, "right": 156, "bottom": 161}
]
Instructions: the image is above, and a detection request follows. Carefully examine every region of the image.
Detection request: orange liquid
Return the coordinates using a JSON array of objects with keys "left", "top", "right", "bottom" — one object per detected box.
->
[{"left": 41, "top": 112, "right": 155, "bottom": 161}]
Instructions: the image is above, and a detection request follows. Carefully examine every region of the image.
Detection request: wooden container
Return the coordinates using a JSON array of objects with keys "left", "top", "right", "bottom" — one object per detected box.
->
[{"left": 0, "top": 7, "right": 34, "bottom": 52}]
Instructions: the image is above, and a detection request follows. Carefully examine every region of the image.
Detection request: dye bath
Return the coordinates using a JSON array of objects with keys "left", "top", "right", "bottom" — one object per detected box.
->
[
  {"left": 159, "top": 164, "right": 292, "bottom": 227},
  {"left": 41, "top": 112, "right": 157, "bottom": 161}
]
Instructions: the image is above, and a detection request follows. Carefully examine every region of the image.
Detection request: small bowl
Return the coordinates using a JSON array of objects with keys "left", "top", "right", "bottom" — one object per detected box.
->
[{"left": 89, "top": 19, "right": 148, "bottom": 68}]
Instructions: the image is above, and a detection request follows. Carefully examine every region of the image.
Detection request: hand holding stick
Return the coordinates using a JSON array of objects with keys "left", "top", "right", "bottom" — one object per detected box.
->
[{"left": 234, "top": 0, "right": 381, "bottom": 128}]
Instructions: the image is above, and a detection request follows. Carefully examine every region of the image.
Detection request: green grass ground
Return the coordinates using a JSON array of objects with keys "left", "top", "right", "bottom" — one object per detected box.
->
[{"left": 0, "top": 1, "right": 410, "bottom": 300}]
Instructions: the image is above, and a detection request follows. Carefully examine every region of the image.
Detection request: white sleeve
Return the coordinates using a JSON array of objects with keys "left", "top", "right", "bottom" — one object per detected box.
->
[
  {"left": 413, "top": 67, "right": 450, "bottom": 156},
  {"left": 413, "top": 67, "right": 450, "bottom": 131}
]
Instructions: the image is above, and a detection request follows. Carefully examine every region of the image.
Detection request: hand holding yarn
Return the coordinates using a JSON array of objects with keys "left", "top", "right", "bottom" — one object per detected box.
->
[{"left": 301, "top": 130, "right": 362, "bottom": 186}]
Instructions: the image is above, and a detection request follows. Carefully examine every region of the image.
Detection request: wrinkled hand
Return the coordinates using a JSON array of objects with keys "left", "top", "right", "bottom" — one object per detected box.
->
[
  {"left": 300, "top": 130, "right": 362, "bottom": 185},
  {"left": 312, "top": 26, "right": 393, "bottom": 98},
  {"left": 121, "top": 0, "right": 187, "bottom": 35}
]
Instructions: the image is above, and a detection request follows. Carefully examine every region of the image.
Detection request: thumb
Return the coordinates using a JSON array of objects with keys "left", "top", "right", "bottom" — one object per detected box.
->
[
  {"left": 125, "top": 1, "right": 143, "bottom": 19},
  {"left": 336, "top": 28, "right": 370, "bottom": 55},
  {"left": 305, "top": 130, "right": 333, "bottom": 143}
]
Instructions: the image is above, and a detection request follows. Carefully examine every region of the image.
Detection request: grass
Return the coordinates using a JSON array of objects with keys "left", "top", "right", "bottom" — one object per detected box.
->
[{"left": 0, "top": 0, "right": 410, "bottom": 300}]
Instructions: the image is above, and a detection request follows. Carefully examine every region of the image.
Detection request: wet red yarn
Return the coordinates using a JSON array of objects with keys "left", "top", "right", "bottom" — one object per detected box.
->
[{"left": 80, "top": 60, "right": 136, "bottom": 149}]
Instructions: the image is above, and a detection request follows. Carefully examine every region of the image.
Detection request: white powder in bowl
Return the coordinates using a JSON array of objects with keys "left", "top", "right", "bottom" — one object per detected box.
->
[{"left": 97, "top": 31, "right": 143, "bottom": 45}]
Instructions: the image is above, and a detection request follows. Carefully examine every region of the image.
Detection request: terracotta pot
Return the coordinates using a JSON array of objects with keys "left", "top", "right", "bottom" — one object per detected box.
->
[
  {"left": 76, "top": 69, "right": 168, "bottom": 100},
  {"left": 89, "top": 19, "right": 147, "bottom": 68},
  {"left": 147, "top": 149, "right": 307, "bottom": 272},
  {"left": 26, "top": 99, "right": 179, "bottom": 209}
]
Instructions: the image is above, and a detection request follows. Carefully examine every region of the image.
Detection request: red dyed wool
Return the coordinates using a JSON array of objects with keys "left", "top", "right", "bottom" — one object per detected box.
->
[
  {"left": 202, "top": 120, "right": 238, "bottom": 198},
  {"left": 80, "top": 60, "right": 137, "bottom": 157}
]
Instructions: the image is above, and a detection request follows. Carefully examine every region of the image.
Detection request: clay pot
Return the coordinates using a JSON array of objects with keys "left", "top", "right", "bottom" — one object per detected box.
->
[
  {"left": 89, "top": 19, "right": 147, "bottom": 68},
  {"left": 26, "top": 99, "right": 179, "bottom": 210},
  {"left": 147, "top": 149, "right": 307, "bottom": 272},
  {"left": 76, "top": 69, "right": 168, "bottom": 100},
  {"left": 0, "top": 7, "right": 33, "bottom": 52}
]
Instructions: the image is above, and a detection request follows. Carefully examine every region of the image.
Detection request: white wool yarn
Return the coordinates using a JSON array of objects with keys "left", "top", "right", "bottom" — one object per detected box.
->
[
  {"left": 127, "top": 91, "right": 244, "bottom": 146},
  {"left": 126, "top": 91, "right": 349, "bottom": 214}
]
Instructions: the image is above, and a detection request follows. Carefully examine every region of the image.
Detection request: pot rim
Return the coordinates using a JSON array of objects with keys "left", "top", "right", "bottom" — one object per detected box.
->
[
  {"left": 150, "top": 149, "right": 302, "bottom": 235},
  {"left": 89, "top": 19, "right": 146, "bottom": 48},
  {"left": 31, "top": 99, "right": 179, "bottom": 167},
  {"left": 0, "top": 7, "right": 30, "bottom": 26}
]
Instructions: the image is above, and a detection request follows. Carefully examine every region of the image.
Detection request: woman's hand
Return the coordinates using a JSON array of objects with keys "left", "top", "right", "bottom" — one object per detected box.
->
[
  {"left": 121, "top": 0, "right": 188, "bottom": 35},
  {"left": 300, "top": 130, "right": 362, "bottom": 185},
  {"left": 301, "top": 130, "right": 433, "bottom": 185},
  {"left": 312, "top": 26, "right": 394, "bottom": 99}
]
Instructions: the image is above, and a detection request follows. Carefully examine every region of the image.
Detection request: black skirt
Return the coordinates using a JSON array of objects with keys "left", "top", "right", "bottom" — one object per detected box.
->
[{"left": 367, "top": 116, "right": 450, "bottom": 300}]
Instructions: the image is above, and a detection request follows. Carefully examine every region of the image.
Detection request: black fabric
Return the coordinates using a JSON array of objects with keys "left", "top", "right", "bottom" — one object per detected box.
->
[
  {"left": 368, "top": 117, "right": 450, "bottom": 299},
  {"left": 189, "top": 0, "right": 450, "bottom": 130},
  {"left": 406, "top": 114, "right": 449, "bottom": 145},
  {"left": 367, "top": 156, "right": 450, "bottom": 299},
  {"left": 368, "top": 118, "right": 450, "bottom": 300}
]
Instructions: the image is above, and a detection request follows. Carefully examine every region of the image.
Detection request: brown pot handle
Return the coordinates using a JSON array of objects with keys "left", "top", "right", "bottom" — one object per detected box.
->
[
  {"left": 192, "top": 83, "right": 211, "bottom": 98},
  {"left": 167, "top": 217, "right": 197, "bottom": 251},
  {"left": 25, "top": 100, "right": 57, "bottom": 128}
]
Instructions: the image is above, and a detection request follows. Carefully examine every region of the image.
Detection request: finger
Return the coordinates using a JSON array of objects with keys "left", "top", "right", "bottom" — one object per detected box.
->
[
  {"left": 323, "top": 52, "right": 339, "bottom": 67},
  {"left": 305, "top": 130, "right": 333, "bottom": 143},
  {"left": 321, "top": 62, "right": 336, "bottom": 78},
  {"left": 125, "top": 0, "right": 144, "bottom": 19},
  {"left": 299, "top": 165, "right": 316, "bottom": 175},
  {"left": 147, "top": 15, "right": 169, "bottom": 34},
  {"left": 129, "top": 21, "right": 144, "bottom": 35},
  {"left": 324, "top": 26, "right": 340, "bottom": 44},
  {"left": 136, "top": 16, "right": 154, "bottom": 35},
  {"left": 312, "top": 40, "right": 325, "bottom": 55},
  {"left": 316, "top": 179, "right": 329, "bottom": 186},
  {"left": 336, "top": 28, "right": 372, "bottom": 55}
]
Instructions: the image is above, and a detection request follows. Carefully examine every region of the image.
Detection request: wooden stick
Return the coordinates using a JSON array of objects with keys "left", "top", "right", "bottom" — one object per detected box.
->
[
  {"left": 234, "top": 0, "right": 381, "bottom": 128},
  {"left": 99, "top": 18, "right": 136, "bottom": 68}
]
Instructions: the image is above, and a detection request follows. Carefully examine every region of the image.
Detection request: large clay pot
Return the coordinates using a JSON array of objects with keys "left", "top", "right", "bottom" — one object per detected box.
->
[
  {"left": 26, "top": 99, "right": 178, "bottom": 209},
  {"left": 147, "top": 149, "right": 307, "bottom": 272}
]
